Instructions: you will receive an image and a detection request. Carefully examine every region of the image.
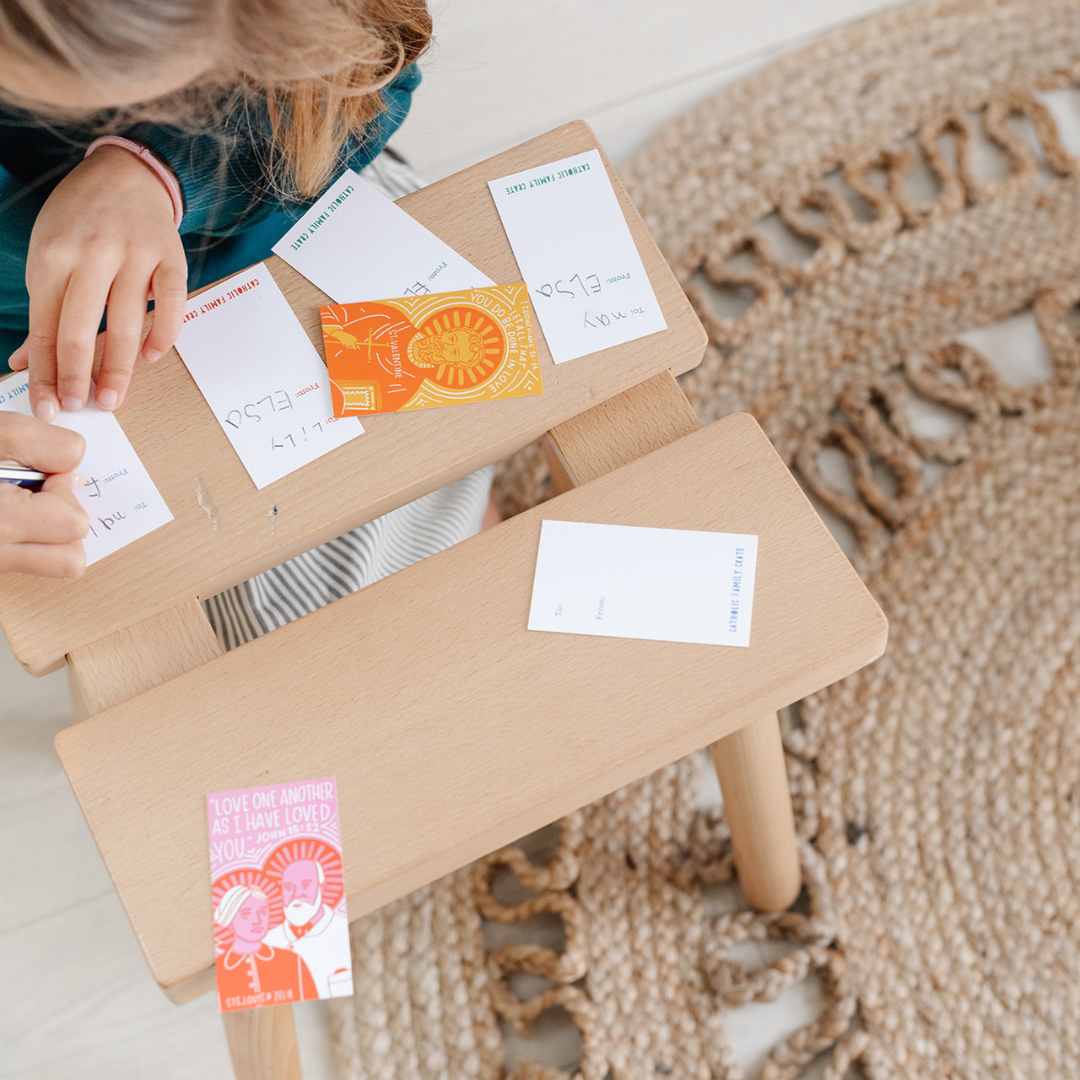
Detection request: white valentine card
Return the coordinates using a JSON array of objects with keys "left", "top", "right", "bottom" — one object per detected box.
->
[
  {"left": 488, "top": 150, "right": 667, "bottom": 364},
  {"left": 273, "top": 170, "right": 493, "bottom": 303},
  {"left": 175, "top": 265, "right": 363, "bottom": 490},
  {"left": 527, "top": 520, "right": 758, "bottom": 647},
  {"left": 0, "top": 371, "right": 173, "bottom": 566}
]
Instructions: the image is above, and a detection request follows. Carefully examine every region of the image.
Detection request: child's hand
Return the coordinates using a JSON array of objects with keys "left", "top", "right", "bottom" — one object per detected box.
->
[
  {"left": 9, "top": 145, "right": 188, "bottom": 421},
  {"left": 0, "top": 411, "right": 89, "bottom": 577}
]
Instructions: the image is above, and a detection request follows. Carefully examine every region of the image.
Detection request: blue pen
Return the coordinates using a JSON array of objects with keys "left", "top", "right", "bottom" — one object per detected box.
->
[{"left": 0, "top": 465, "right": 47, "bottom": 491}]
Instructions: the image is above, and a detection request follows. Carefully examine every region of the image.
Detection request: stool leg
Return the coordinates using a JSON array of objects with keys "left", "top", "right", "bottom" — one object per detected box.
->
[
  {"left": 710, "top": 712, "right": 801, "bottom": 912},
  {"left": 222, "top": 1004, "right": 302, "bottom": 1080}
]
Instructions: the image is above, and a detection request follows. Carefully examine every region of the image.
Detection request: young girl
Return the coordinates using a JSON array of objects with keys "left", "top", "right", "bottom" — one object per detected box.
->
[{"left": 0, "top": 0, "right": 495, "bottom": 642}]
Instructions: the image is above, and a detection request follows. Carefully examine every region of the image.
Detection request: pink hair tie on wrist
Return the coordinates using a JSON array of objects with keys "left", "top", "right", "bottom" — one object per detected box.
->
[{"left": 84, "top": 135, "right": 184, "bottom": 229}]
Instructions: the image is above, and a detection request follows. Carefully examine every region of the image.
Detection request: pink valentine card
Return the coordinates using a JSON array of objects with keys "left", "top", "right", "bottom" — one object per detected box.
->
[{"left": 207, "top": 777, "right": 353, "bottom": 1011}]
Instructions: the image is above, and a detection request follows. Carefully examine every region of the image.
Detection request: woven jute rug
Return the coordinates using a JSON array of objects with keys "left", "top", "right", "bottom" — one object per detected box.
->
[{"left": 329, "top": 1, "right": 1080, "bottom": 1076}]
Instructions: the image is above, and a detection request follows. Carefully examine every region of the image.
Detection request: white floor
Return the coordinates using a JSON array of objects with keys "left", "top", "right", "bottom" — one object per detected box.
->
[
  {"left": 2, "top": 1, "right": 1041, "bottom": 1077},
  {"left": 396, "top": 0, "right": 911, "bottom": 182}
]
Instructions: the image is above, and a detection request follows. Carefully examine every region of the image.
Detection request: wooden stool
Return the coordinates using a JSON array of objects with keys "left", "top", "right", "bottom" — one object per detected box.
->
[{"left": 0, "top": 124, "right": 886, "bottom": 1079}]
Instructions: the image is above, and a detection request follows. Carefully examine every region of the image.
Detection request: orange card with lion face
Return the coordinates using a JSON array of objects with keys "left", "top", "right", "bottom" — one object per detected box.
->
[{"left": 321, "top": 283, "right": 543, "bottom": 416}]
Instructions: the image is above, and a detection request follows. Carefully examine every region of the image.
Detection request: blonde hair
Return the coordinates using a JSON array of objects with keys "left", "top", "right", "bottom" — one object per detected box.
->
[{"left": 0, "top": 0, "right": 432, "bottom": 195}]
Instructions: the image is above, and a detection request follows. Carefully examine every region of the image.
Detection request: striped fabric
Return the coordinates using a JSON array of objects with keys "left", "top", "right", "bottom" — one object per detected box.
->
[{"left": 202, "top": 151, "right": 495, "bottom": 651}]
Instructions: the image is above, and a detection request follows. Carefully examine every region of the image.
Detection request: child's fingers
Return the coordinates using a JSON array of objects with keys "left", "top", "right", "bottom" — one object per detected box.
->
[
  {"left": 0, "top": 540, "right": 86, "bottom": 578},
  {"left": 8, "top": 339, "right": 28, "bottom": 372},
  {"left": 0, "top": 411, "right": 86, "bottom": 474},
  {"left": 54, "top": 261, "right": 113, "bottom": 413},
  {"left": 141, "top": 257, "right": 188, "bottom": 362},
  {"left": 0, "top": 480, "right": 89, "bottom": 546},
  {"left": 26, "top": 284, "right": 65, "bottom": 422},
  {"left": 40, "top": 472, "right": 91, "bottom": 504},
  {"left": 43, "top": 471, "right": 84, "bottom": 490},
  {"left": 33, "top": 484, "right": 91, "bottom": 543},
  {"left": 97, "top": 267, "right": 152, "bottom": 411}
]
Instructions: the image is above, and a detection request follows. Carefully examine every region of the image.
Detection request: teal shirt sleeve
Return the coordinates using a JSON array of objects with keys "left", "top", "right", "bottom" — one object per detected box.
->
[{"left": 125, "top": 63, "right": 421, "bottom": 238}]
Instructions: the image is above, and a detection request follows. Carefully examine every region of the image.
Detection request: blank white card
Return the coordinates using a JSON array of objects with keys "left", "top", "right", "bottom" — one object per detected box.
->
[{"left": 528, "top": 520, "right": 758, "bottom": 647}]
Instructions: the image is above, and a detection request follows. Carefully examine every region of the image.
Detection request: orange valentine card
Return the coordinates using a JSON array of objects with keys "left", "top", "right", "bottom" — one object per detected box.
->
[{"left": 321, "top": 283, "right": 543, "bottom": 416}]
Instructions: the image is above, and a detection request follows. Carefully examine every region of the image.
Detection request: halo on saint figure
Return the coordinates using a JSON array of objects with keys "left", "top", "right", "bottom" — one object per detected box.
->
[
  {"left": 263, "top": 839, "right": 345, "bottom": 910},
  {"left": 211, "top": 869, "right": 282, "bottom": 952},
  {"left": 406, "top": 306, "right": 507, "bottom": 389}
]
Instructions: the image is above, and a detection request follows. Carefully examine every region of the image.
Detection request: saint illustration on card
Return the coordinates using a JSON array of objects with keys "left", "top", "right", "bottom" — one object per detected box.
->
[
  {"left": 263, "top": 840, "right": 353, "bottom": 998},
  {"left": 207, "top": 778, "right": 353, "bottom": 1012},
  {"left": 321, "top": 283, "right": 542, "bottom": 415},
  {"left": 212, "top": 871, "right": 318, "bottom": 1009}
]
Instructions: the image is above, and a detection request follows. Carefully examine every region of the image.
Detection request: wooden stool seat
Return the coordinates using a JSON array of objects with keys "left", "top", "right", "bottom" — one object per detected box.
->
[{"left": 55, "top": 412, "right": 885, "bottom": 1005}]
